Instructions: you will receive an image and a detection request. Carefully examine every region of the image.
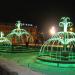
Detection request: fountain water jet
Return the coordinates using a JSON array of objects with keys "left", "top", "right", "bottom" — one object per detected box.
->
[
  {"left": 37, "top": 17, "right": 75, "bottom": 67},
  {"left": 0, "top": 32, "right": 12, "bottom": 51},
  {"left": 7, "top": 21, "right": 33, "bottom": 45}
]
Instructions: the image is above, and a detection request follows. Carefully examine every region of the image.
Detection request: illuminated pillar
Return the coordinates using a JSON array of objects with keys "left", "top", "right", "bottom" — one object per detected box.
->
[{"left": 59, "top": 17, "right": 73, "bottom": 51}]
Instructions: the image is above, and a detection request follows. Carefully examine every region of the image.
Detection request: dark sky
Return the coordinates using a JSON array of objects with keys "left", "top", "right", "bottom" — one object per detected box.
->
[{"left": 0, "top": 0, "right": 74, "bottom": 26}]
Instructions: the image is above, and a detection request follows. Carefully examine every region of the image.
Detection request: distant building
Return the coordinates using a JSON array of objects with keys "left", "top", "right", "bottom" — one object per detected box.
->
[
  {"left": 24, "top": 23, "right": 38, "bottom": 41},
  {"left": 0, "top": 23, "right": 15, "bottom": 35}
]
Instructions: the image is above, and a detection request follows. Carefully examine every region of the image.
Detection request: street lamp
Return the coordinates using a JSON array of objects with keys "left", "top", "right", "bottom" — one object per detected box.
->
[{"left": 49, "top": 26, "right": 56, "bottom": 36}]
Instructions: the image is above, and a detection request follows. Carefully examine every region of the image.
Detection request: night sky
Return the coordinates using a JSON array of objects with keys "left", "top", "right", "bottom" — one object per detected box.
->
[{"left": 0, "top": 1, "right": 74, "bottom": 29}]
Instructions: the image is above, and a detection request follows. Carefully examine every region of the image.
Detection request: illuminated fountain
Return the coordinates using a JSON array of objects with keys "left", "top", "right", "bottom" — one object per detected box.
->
[
  {"left": 37, "top": 17, "right": 75, "bottom": 67},
  {"left": 0, "top": 32, "right": 11, "bottom": 51},
  {"left": 7, "top": 21, "right": 33, "bottom": 45}
]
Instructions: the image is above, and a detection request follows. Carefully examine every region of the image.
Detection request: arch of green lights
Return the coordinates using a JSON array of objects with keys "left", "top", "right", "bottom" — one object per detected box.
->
[
  {"left": 37, "top": 17, "right": 75, "bottom": 67},
  {"left": 7, "top": 21, "right": 30, "bottom": 37},
  {"left": 7, "top": 21, "right": 33, "bottom": 44},
  {"left": 0, "top": 32, "right": 12, "bottom": 51},
  {"left": 0, "top": 32, "right": 11, "bottom": 45}
]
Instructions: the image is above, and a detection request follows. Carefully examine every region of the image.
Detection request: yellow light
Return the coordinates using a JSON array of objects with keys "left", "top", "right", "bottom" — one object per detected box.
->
[
  {"left": 49, "top": 26, "right": 56, "bottom": 36},
  {"left": 70, "top": 28, "right": 73, "bottom": 31}
]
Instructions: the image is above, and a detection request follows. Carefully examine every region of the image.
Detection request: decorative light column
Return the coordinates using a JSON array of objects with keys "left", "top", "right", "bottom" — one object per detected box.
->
[{"left": 59, "top": 17, "right": 73, "bottom": 51}]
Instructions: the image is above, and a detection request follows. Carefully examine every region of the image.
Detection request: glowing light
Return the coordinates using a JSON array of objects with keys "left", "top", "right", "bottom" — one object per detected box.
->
[
  {"left": 38, "top": 17, "right": 75, "bottom": 67},
  {"left": 0, "top": 32, "right": 4, "bottom": 37},
  {"left": 49, "top": 26, "right": 56, "bottom": 36},
  {"left": 7, "top": 21, "right": 34, "bottom": 44},
  {"left": 16, "top": 21, "right": 21, "bottom": 30},
  {"left": 70, "top": 28, "right": 73, "bottom": 31},
  {"left": 59, "top": 17, "right": 73, "bottom": 32},
  {"left": 0, "top": 32, "right": 11, "bottom": 44},
  {"left": 7, "top": 21, "right": 30, "bottom": 37}
]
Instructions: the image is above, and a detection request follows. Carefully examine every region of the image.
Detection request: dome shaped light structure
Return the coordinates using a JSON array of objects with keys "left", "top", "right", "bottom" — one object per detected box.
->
[
  {"left": 7, "top": 21, "right": 33, "bottom": 45},
  {"left": 0, "top": 32, "right": 12, "bottom": 51},
  {"left": 37, "top": 17, "right": 75, "bottom": 67}
]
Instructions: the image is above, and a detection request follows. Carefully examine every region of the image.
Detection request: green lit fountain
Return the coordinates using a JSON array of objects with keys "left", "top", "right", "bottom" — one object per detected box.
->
[
  {"left": 0, "top": 32, "right": 11, "bottom": 45},
  {"left": 0, "top": 32, "right": 11, "bottom": 51},
  {"left": 37, "top": 17, "right": 75, "bottom": 67},
  {"left": 7, "top": 21, "right": 33, "bottom": 45}
]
